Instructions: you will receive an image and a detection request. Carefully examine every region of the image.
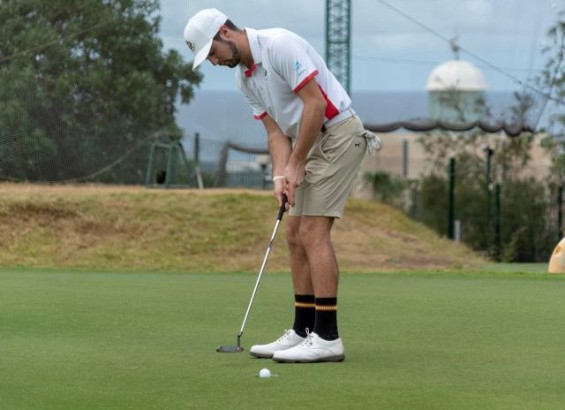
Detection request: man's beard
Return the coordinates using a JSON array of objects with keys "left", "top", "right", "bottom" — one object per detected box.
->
[{"left": 221, "top": 38, "right": 240, "bottom": 68}]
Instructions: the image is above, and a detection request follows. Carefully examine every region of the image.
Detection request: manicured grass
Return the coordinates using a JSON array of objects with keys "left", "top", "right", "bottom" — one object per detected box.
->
[{"left": 1, "top": 269, "right": 565, "bottom": 409}]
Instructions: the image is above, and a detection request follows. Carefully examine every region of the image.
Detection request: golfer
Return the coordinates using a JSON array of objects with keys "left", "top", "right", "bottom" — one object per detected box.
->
[{"left": 184, "top": 8, "right": 380, "bottom": 363}]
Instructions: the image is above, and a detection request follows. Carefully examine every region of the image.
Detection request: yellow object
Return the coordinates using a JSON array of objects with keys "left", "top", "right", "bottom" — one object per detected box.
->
[{"left": 548, "top": 237, "right": 565, "bottom": 273}]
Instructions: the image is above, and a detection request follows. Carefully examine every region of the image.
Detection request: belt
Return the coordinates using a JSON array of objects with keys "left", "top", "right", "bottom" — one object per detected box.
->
[{"left": 321, "top": 108, "right": 356, "bottom": 133}]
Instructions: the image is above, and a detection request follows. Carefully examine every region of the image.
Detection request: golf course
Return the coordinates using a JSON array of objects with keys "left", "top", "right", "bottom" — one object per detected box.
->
[{"left": 1, "top": 185, "right": 563, "bottom": 409}]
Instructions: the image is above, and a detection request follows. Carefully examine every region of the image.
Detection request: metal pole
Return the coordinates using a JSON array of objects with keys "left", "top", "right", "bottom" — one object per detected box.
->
[
  {"left": 558, "top": 186, "right": 563, "bottom": 240},
  {"left": 494, "top": 183, "right": 501, "bottom": 261},
  {"left": 144, "top": 143, "right": 157, "bottom": 188},
  {"left": 402, "top": 139, "right": 409, "bottom": 178},
  {"left": 454, "top": 220, "right": 462, "bottom": 242},
  {"left": 194, "top": 132, "right": 200, "bottom": 163},
  {"left": 484, "top": 146, "right": 494, "bottom": 249},
  {"left": 165, "top": 144, "right": 174, "bottom": 189},
  {"left": 447, "top": 157, "right": 456, "bottom": 239},
  {"left": 195, "top": 133, "right": 204, "bottom": 189},
  {"left": 485, "top": 147, "right": 493, "bottom": 226}
]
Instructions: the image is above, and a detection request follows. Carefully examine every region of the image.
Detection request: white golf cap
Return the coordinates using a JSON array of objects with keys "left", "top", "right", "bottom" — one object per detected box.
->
[{"left": 183, "top": 8, "right": 228, "bottom": 69}]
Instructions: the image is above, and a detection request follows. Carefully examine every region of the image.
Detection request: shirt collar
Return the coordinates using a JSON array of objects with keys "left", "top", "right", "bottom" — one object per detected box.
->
[
  {"left": 244, "top": 64, "right": 257, "bottom": 78},
  {"left": 243, "top": 27, "right": 261, "bottom": 77}
]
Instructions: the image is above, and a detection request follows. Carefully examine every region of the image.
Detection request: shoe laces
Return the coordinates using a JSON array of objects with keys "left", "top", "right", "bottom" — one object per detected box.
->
[
  {"left": 300, "top": 329, "right": 314, "bottom": 347},
  {"left": 276, "top": 329, "right": 294, "bottom": 343}
]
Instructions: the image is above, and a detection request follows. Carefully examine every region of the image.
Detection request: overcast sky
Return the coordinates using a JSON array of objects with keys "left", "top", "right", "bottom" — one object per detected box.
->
[{"left": 158, "top": 0, "right": 564, "bottom": 94}]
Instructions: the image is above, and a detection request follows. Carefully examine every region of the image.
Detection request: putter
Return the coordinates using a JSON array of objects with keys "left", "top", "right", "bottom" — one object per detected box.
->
[{"left": 217, "top": 194, "right": 288, "bottom": 353}]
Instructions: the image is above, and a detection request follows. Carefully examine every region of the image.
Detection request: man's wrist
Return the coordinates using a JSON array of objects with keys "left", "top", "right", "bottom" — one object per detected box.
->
[{"left": 272, "top": 175, "right": 285, "bottom": 182}]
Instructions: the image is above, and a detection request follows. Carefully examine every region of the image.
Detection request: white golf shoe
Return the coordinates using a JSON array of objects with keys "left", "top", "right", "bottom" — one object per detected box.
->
[
  {"left": 272, "top": 332, "right": 345, "bottom": 363},
  {"left": 249, "top": 329, "right": 305, "bottom": 358}
]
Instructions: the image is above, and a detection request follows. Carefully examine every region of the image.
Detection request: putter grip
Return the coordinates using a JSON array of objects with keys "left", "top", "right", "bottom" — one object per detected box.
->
[{"left": 277, "top": 194, "right": 288, "bottom": 221}]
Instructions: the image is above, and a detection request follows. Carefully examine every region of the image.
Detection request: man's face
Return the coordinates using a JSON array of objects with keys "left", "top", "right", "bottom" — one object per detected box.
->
[{"left": 207, "top": 34, "right": 240, "bottom": 68}]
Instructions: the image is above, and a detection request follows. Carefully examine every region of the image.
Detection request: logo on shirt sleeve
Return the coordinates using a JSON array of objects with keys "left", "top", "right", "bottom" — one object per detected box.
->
[{"left": 294, "top": 61, "right": 306, "bottom": 77}]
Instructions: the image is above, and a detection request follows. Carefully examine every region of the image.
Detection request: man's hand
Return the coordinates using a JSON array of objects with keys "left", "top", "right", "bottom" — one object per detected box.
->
[
  {"left": 273, "top": 177, "right": 286, "bottom": 209},
  {"left": 283, "top": 160, "right": 305, "bottom": 207}
]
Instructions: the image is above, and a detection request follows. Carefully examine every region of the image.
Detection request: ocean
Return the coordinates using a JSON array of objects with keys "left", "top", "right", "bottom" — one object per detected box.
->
[{"left": 176, "top": 90, "right": 549, "bottom": 163}]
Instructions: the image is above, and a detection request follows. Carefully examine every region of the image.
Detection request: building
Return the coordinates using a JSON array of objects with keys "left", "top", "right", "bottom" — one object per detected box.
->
[{"left": 426, "top": 59, "right": 488, "bottom": 123}]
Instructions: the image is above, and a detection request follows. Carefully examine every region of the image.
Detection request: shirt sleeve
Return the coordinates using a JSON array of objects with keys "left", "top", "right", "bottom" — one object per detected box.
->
[
  {"left": 268, "top": 35, "right": 318, "bottom": 93},
  {"left": 236, "top": 70, "right": 267, "bottom": 120},
  {"left": 245, "top": 94, "right": 267, "bottom": 120}
]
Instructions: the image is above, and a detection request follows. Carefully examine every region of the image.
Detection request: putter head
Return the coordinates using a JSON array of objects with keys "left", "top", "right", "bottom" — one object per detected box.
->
[
  {"left": 216, "top": 345, "right": 244, "bottom": 353},
  {"left": 217, "top": 334, "right": 244, "bottom": 353}
]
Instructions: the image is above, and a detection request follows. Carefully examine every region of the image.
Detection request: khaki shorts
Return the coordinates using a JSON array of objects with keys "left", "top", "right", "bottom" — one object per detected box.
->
[{"left": 290, "top": 115, "right": 367, "bottom": 218}]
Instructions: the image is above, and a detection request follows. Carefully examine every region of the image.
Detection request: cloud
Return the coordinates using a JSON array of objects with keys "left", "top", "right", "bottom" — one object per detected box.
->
[
  {"left": 161, "top": 0, "right": 324, "bottom": 36},
  {"left": 158, "top": 0, "right": 561, "bottom": 92},
  {"left": 461, "top": 0, "right": 492, "bottom": 20}
]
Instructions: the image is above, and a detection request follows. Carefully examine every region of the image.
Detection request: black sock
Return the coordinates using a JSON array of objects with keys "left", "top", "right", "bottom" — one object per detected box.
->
[
  {"left": 292, "top": 294, "right": 315, "bottom": 338},
  {"left": 313, "top": 297, "right": 339, "bottom": 341}
]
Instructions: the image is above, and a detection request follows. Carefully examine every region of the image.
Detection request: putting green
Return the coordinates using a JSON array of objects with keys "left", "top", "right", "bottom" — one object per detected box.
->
[{"left": 1, "top": 268, "right": 564, "bottom": 409}]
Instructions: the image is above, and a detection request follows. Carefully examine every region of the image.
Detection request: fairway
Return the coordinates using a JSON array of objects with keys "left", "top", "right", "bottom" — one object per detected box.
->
[{"left": 2, "top": 268, "right": 565, "bottom": 410}]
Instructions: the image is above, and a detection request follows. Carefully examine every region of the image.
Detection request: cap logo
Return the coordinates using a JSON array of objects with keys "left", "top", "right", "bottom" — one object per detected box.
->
[{"left": 186, "top": 41, "right": 195, "bottom": 52}]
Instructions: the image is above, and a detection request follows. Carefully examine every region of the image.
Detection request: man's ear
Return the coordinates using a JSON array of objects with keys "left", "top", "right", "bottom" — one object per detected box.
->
[{"left": 218, "top": 25, "right": 231, "bottom": 39}]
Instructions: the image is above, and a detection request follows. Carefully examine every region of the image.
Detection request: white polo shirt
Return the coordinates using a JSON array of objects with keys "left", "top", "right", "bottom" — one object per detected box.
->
[{"left": 235, "top": 27, "right": 352, "bottom": 141}]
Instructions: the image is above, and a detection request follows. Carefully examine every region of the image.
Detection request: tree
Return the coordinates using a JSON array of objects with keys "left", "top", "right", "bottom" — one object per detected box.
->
[
  {"left": 538, "top": 9, "right": 565, "bottom": 135},
  {"left": 410, "top": 83, "right": 562, "bottom": 262},
  {"left": 0, "top": 0, "right": 202, "bottom": 182},
  {"left": 537, "top": 9, "right": 565, "bottom": 192},
  {"left": 415, "top": 128, "right": 558, "bottom": 262}
]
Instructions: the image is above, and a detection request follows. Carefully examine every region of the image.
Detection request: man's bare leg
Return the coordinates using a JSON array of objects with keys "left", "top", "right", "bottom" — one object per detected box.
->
[
  {"left": 299, "top": 216, "right": 340, "bottom": 341},
  {"left": 285, "top": 216, "right": 315, "bottom": 337},
  {"left": 286, "top": 216, "right": 314, "bottom": 295},
  {"left": 299, "top": 216, "right": 338, "bottom": 297},
  {"left": 272, "top": 215, "right": 345, "bottom": 362}
]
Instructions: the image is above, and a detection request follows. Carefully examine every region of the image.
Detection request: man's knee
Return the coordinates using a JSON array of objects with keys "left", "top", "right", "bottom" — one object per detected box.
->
[
  {"left": 285, "top": 217, "right": 302, "bottom": 248},
  {"left": 299, "top": 217, "right": 333, "bottom": 246}
]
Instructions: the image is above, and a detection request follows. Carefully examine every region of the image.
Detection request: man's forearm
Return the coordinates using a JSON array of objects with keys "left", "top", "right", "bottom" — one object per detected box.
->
[
  {"left": 268, "top": 131, "right": 292, "bottom": 176},
  {"left": 289, "top": 98, "right": 326, "bottom": 166}
]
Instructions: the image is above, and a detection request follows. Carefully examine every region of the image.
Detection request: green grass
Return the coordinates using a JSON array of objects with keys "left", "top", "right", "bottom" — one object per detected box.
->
[{"left": 2, "top": 268, "right": 565, "bottom": 410}]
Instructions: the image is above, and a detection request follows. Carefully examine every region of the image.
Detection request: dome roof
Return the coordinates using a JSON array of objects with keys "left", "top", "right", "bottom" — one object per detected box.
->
[{"left": 426, "top": 60, "right": 487, "bottom": 91}]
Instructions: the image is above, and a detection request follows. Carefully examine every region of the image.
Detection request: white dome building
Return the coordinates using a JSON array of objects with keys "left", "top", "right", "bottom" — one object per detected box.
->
[
  {"left": 427, "top": 60, "right": 487, "bottom": 92},
  {"left": 426, "top": 59, "right": 488, "bottom": 123}
]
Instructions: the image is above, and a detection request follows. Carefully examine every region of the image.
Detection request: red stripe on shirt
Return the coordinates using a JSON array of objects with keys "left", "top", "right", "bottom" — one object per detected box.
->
[
  {"left": 254, "top": 112, "right": 267, "bottom": 120},
  {"left": 293, "top": 70, "right": 318, "bottom": 93},
  {"left": 317, "top": 86, "right": 339, "bottom": 120},
  {"left": 293, "top": 70, "right": 339, "bottom": 120}
]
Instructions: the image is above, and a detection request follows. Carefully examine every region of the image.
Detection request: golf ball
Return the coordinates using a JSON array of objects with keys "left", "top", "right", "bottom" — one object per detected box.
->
[{"left": 259, "top": 368, "right": 271, "bottom": 378}]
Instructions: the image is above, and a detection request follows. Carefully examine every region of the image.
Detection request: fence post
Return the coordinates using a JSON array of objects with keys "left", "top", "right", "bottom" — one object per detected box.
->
[
  {"left": 402, "top": 139, "right": 409, "bottom": 178},
  {"left": 494, "top": 183, "right": 501, "bottom": 261},
  {"left": 194, "top": 132, "right": 200, "bottom": 163},
  {"left": 558, "top": 186, "right": 563, "bottom": 241},
  {"left": 447, "top": 157, "right": 456, "bottom": 239},
  {"left": 454, "top": 220, "right": 461, "bottom": 242},
  {"left": 144, "top": 143, "right": 157, "bottom": 188},
  {"left": 194, "top": 133, "right": 204, "bottom": 189},
  {"left": 484, "top": 145, "right": 494, "bottom": 231}
]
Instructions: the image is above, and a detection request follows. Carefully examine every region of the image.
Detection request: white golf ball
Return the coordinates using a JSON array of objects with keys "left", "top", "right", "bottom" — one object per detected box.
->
[{"left": 259, "top": 368, "right": 271, "bottom": 378}]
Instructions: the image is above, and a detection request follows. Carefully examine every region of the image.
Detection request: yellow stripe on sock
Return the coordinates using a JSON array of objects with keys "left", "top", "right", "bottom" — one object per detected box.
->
[
  {"left": 315, "top": 305, "right": 337, "bottom": 311},
  {"left": 295, "top": 302, "right": 316, "bottom": 308}
]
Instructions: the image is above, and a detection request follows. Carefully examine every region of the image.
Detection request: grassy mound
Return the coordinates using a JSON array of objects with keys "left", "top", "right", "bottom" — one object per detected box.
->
[{"left": 0, "top": 183, "right": 485, "bottom": 272}]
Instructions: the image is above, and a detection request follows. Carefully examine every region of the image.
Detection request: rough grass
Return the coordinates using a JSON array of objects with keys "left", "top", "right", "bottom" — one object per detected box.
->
[{"left": 0, "top": 183, "right": 485, "bottom": 272}]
